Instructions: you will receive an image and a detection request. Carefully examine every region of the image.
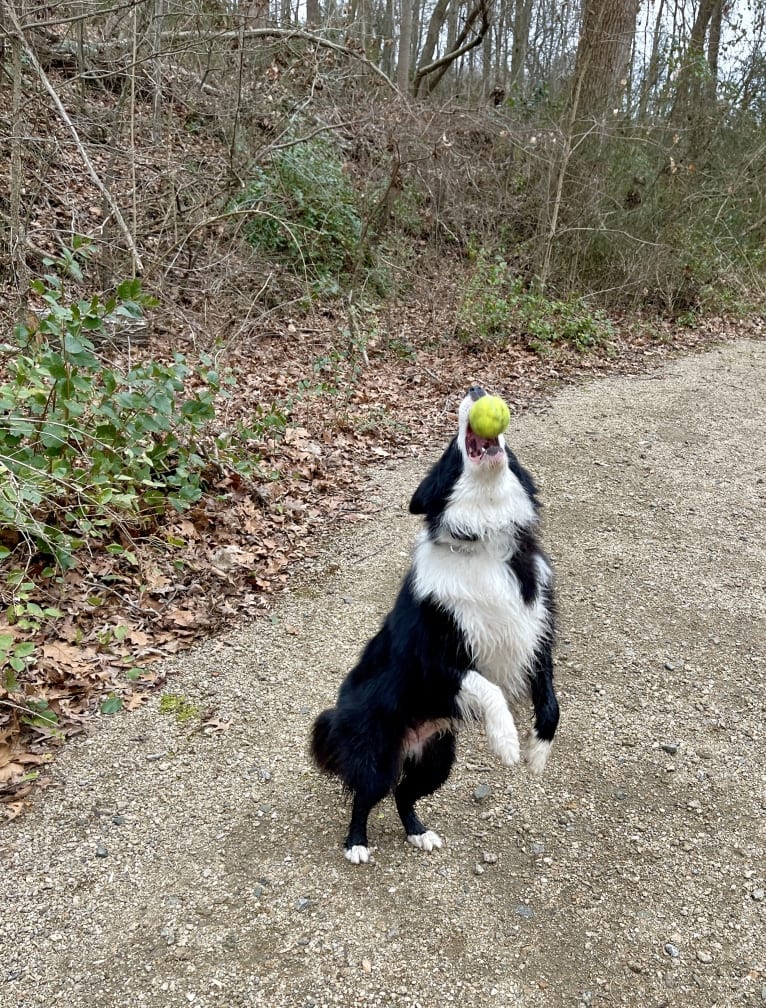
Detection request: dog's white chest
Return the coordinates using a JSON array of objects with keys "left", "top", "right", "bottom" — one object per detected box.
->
[{"left": 412, "top": 535, "right": 550, "bottom": 700}]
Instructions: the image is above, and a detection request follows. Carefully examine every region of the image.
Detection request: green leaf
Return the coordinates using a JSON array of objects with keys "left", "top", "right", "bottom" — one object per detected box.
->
[
  {"left": 100, "top": 694, "right": 123, "bottom": 714},
  {"left": 3, "top": 668, "right": 19, "bottom": 692},
  {"left": 14, "top": 641, "right": 36, "bottom": 659}
]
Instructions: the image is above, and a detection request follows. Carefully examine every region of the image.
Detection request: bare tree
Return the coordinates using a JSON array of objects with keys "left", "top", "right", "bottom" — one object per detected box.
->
[
  {"left": 509, "top": 0, "right": 533, "bottom": 93},
  {"left": 397, "top": 0, "right": 413, "bottom": 89},
  {"left": 412, "top": 0, "right": 490, "bottom": 96},
  {"left": 571, "top": 0, "right": 641, "bottom": 123}
]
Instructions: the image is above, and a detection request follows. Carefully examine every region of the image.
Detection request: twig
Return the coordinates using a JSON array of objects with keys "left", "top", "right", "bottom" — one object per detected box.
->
[{"left": 3, "top": 1, "right": 144, "bottom": 275}]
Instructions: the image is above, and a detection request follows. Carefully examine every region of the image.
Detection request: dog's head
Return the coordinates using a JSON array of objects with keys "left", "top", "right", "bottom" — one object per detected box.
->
[
  {"left": 458, "top": 385, "right": 507, "bottom": 470},
  {"left": 410, "top": 386, "right": 539, "bottom": 535}
]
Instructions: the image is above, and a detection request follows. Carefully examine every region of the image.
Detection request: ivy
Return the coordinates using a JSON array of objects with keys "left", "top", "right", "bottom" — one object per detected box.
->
[{"left": 0, "top": 246, "right": 236, "bottom": 570}]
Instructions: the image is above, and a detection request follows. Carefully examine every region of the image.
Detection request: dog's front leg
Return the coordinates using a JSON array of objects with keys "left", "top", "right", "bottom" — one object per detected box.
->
[{"left": 457, "top": 669, "right": 520, "bottom": 766}]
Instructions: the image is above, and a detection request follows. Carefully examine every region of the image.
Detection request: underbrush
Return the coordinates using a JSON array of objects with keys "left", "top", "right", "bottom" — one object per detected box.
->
[
  {"left": 234, "top": 138, "right": 363, "bottom": 296},
  {"left": 0, "top": 247, "right": 279, "bottom": 724},
  {"left": 456, "top": 248, "right": 615, "bottom": 352}
]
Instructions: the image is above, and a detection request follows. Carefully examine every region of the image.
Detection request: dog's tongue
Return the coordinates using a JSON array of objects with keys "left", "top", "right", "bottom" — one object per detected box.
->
[{"left": 467, "top": 429, "right": 500, "bottom": 460}]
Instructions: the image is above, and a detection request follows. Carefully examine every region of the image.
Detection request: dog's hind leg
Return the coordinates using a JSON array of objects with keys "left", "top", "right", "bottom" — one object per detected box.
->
[
  {"left": 344, "top": 759, "right": 397, "bottom": 864},
  {"left": 395, "top": 731, "right": 456, "bottom": 853},
  {"left": 344, "top": 791, "right": 379, "bottom": 864},
  {"left": 524, "top": 640, "right": 559, "bottom": 776}
]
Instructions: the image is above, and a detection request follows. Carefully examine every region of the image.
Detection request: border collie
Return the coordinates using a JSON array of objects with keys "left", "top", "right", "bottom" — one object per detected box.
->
[{"left": 311, "top": 386, "right": 559, "bottom": 864}]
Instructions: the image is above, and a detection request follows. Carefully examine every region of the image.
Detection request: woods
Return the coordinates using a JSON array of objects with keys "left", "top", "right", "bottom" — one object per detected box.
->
[
  {"left": 1, "top": 0, "right": 765, "bottom": 810},
  {"left": 1, "top": 0, "right": 764, "bottom": 317}
]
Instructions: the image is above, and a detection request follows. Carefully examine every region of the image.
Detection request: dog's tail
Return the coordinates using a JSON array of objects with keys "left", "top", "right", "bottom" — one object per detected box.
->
[{"left": 311, "top": 707, "right": 342, "bottom": 776}]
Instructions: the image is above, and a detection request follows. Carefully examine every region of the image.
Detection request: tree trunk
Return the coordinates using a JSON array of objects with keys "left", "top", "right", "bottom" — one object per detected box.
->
[
  {"left": 418, "top": 0, "right": 450, "bottom": 73},
  {"left": 637, "top": 0, "right": 666, "bottom": 121},
  {"left": 481, "top": 0, "right": 493, "bottom": 99},
  {"left": 381, "top": 0, "right": 395, "bottom": 76},
  {"left": 670, "top": 0, "right": 718, "bottom": 128},
  {"left": 509, "top": 0, "right": 532, "bottom": 93},
  {"left": 669, "top": 0, "right": 722, "bottom": 152},
  {"left": 397, "top": 0, "right": 413, "bottom": 90},
  {"left": 706, "top": 0, "right": 723, "bottom": 101},
  {"left": 570, "top": 0, "right": 640, "bottom": 124},
  {"left": 413, "top": 0, "right": 489, "bottom": 96},
  {"left": 305, "top": 0, "right": 321, "bottom": 24}
]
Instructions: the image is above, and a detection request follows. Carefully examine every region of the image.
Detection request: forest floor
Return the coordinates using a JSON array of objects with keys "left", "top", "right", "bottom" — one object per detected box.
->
[
  {"left": 1, "top": 336, "right": 764, "bottom": 1007},
  {"left": 2, "top": 297, "right": 764, "bottom": 813}
]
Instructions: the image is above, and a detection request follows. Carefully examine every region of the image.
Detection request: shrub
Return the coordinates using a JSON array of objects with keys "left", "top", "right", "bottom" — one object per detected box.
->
[
  {"left": 0, "top": 250, "right": 231, "bottom": 569},
  {"left": 236, "top": 139, "right": 362, "bottom": 286},
  {"left": 456, "top": 247, "right": 614, "bottom": 352}
]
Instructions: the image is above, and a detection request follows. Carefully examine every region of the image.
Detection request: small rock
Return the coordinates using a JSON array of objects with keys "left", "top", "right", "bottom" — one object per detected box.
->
[
  {"left": 95, "top": 844, "right": 109, "bottom": 858},
  {"left": 695, "top": 950, "right": 713, "bottom": 964},
  {"left": 530, "top": 842, "right": 545, "bottom": 854},
  {"left": 751, "top": 888, "right": 765, "bottom": 902},
  {"left": 664, "top": 943, "right": 680, "bottom": 958},
  {"left": 295, "top": 897, "right": 311, "bottom": 911},
  {"left": 112, "top": 815, "right": 126, "bottom": 825},
  {"left": 515, "top": 904, "right": 534, "bottom": 919},
  {"left": 482, "top": 851, "right": 498, "bottom": 864},
  {"left": 473, "top": 863, "right": 485, "bottom": 876},
  {"left": 660, "top": 742, "right": 679, "bottom": 755},
  {"left": 473, "top": 784, "right": 491, "bottom": 802},
  {"left": 258, "top": 768, "right": 272, "bottom": 782}
]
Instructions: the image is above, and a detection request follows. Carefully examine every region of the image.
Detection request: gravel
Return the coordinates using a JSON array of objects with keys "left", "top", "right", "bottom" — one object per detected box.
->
[{"left": 2, "top": 339, "right": 765, "bottom": 1007}]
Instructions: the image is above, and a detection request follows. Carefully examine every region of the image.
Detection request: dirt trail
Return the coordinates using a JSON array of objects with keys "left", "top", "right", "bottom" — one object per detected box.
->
[{"left": 3, "top": 339, "right": 765, "bottom": 1008}]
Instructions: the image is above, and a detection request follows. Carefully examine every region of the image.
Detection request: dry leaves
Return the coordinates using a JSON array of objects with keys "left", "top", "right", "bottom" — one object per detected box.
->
[{"left": 2, "top": 298, "right": 762, "bottom": 816}]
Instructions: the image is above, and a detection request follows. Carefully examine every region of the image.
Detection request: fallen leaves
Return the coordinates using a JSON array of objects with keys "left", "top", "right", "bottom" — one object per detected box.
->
[{"left": 2, "top": 293, "right": 762, "bottom": 817}]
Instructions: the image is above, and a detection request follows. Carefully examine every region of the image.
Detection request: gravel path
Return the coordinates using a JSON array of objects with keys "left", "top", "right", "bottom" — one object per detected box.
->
[{"left": 3, "top": 339, "right": 765, "bottom": 1008}]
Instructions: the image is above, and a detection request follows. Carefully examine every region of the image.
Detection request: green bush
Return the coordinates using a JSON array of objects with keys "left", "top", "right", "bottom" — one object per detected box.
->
[
  {"left": 237, "top": 139, "right": 362, "bottom": 285},
  {"left": 456, "top": 249, "right": 519, "bottom": 342},
  {"left": 456, "top": 248, "right": 614, "bottom": 352},
  {"left": 0, "top": 251, "right": 231, "bottom": 569}
]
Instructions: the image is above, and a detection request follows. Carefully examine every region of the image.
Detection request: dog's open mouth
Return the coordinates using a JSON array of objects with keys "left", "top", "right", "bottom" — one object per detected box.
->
[{"left": 466, "top": 425, "right": 502, "bottom": 463}]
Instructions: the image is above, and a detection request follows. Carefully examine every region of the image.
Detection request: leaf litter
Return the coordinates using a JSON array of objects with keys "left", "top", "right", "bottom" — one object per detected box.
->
[{"left": 1, "top": 295, "right": 763, "bottom": 814}]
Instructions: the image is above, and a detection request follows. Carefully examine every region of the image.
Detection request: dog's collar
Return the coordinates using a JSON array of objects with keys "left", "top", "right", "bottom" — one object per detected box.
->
[
  {"left": 432, "top": 534, "right": 482, "bottom": 555},
  {"left": 440, "top": 540, "right": 480, "bottom": 554}
]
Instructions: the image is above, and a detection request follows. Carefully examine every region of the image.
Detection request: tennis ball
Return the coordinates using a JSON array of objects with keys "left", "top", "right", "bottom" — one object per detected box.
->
[{"left": 468, "top": 394, "right": 510, "bottom": 438}]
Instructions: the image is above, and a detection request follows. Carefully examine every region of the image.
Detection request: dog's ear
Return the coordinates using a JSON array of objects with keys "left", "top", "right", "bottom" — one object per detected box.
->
[
  {"left": 409, "top": 472, "right": 440, "bottom": 515},
  {"left": 505, "top": 445, "right": 541, "bottom": 512},
  {"left": 409, "top": 439, "right": 461, "bottom": 516}
]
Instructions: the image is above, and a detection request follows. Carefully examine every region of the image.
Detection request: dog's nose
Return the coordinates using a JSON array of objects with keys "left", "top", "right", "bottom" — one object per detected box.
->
[{"left": 467, "top": 386, "right": 486, "bottom": 401}]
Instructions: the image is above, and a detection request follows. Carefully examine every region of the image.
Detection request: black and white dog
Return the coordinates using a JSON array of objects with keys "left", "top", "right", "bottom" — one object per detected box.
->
[{"left": 311, "top": 386, "right": 559, "bottom": 863}]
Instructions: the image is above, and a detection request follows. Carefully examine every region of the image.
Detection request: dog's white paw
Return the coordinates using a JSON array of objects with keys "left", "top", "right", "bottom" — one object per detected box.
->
[
  {"left": 345, "top": 845, "right": 371, "bottom": 864},
  {"left": 524, "top": 736, "right": 552, "bottom": 777},
  {"left": 407, "top": 830, "right": 443, "bottom": 853},
  {"left": 488, "top": 720, "right": 521, "bottom": 767}
]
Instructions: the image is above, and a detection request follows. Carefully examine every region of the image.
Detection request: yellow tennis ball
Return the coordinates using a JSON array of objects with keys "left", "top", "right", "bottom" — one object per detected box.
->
[{"left": 469, "top": 395, "right": 510, "bottom": 438}]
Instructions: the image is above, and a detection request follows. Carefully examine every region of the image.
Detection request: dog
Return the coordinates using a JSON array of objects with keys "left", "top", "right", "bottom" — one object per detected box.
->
[{"left": 311, "top": 386, "right": 559, "bottom": 863}]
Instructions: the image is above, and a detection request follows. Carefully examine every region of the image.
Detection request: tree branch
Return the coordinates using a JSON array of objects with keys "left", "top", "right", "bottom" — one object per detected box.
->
[
  {"left": 3, "top": 1, "right": 144, "bottom": 275},
  {"left": 413, "top": 0, "right": 490, "bottom": 98}
]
